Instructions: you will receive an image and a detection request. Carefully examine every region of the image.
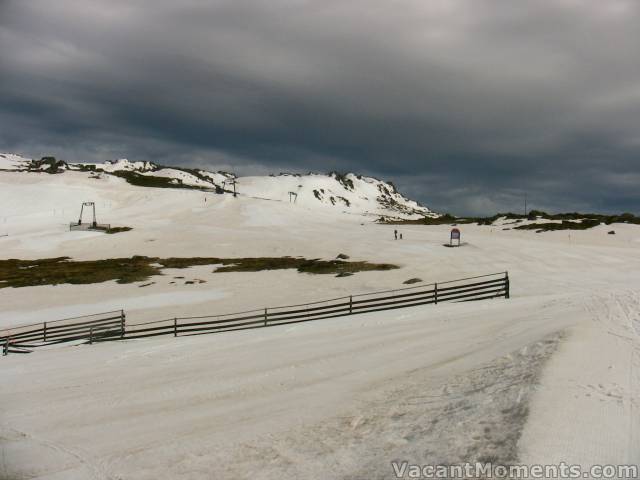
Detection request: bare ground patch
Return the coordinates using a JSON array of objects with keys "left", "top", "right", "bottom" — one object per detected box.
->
[{"left": 0, "top": 256, "right": 399, "bottom": 288}]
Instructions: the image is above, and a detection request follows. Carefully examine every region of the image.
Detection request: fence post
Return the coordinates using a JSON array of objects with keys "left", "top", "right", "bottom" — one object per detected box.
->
[
  {"left": 434, "top": 283, "right": 438, "bottom": 304},
  {"left": 349, "top": 296, "right": 353, "bottom": 314},
  {"left": 174, "top": 318, "right": 178, "bottom": 337},
  {"left": 89, "top": 327, "right": 93, "bottom": 345},
  {"left": 3, "top": 338, "right": 8, "bottom": 356},
  {"left": 264, "top": 308, "right": 268, "bottom": 327},
  {"left": 120, "top": 310, "right": 126, "bottom": 339},
  {"left": 505, "top": 272, "right": 510, "bottom": 299},
  {"left": 43, "top": 322, "right": 47, "bottom": 342}
]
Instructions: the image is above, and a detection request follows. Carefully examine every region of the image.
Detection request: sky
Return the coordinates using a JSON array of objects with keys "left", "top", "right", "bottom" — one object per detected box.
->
[{"left": 1, "top": 0, "right": 639, "bottom": 215}]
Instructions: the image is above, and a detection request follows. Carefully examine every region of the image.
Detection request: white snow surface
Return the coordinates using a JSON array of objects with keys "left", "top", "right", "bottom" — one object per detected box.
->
[
  {"left": 239, "top": 172, "right": 432, "bottom": 218},
  {"left": 0, "top": 160, "right": 639, "bottom": 479},
  {"left": 0, "top": 153, "right": 31, "bottom": 171},
  {"left": 0, "top": 153, "right": 434, "bottom": 219},
  {"left": 83, "top": 158, "right": 157, "bottom": 173}
]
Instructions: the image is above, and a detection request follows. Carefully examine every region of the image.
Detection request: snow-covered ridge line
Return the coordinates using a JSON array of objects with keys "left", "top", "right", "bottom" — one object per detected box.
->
[{"left": 0, "top": 153, "right": 437, "bottom": 219}]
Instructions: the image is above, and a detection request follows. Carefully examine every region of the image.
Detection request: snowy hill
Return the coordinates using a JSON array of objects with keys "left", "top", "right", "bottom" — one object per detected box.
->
[
  {"left": 239, "top": 172, "right": 432, "bottom": 218},
  {"left": 0, "top": 153, "right": 436, "bottom": 219}
]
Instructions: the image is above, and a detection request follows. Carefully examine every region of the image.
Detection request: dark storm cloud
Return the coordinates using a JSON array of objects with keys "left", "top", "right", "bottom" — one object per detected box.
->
[{"left": 1, "top": 0, "right": 640, "bottom": 214}]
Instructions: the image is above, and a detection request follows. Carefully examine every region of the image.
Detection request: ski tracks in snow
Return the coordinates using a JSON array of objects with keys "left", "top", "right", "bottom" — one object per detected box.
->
[
  {"left": 520, "top": 289, "right": 640, "bottom": 466},
  {"left": 583, "top": 289, "right": 640, "bottom": 462},
  {"left": 0, "top": 425, "right": 119, "bottom": 480}
]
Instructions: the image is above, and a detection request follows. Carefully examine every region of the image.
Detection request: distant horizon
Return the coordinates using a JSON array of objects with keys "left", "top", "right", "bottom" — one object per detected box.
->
[
  {"left": 2, "top": 0, "right": 640, "bottom": 216},
  {"left": 4, "top": 150, "right": 638, "bottom": 219}
]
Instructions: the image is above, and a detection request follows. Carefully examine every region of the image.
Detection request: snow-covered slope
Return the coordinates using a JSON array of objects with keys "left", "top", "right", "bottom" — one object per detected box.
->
[
  {"left": 0, "top": 153, "right": 435, "bottom": 219},
  {"left": 0, "top": 153, "right": 32, "bottom": 171},
  {"left": 239, "top": 172, "right": 432, "bottom": 218},
  {"left": 85, "top": 158, "right": 157, "bottom": 173}
]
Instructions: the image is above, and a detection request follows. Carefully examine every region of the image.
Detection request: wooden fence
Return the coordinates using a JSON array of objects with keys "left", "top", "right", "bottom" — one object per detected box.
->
[
  {"left": 1, "top": 310, "right": 125, "bottom": 355},
  {"left": 1, "top": 272, "right": 509, "bottom": 355}
]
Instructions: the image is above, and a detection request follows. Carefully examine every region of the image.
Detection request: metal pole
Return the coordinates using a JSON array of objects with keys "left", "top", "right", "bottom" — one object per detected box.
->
[
  {"left": 349, "top": 295, "right": 353, "bottom": 314},
  {"left": 505, "top": 272, "right": 510, "bottom": 299},
  {"left": 434, "top": 283, "right": 438, "bottom": 304},
  {"left": 3, "top": 338, "right": 8, "bottom": 356},
  {"left": 174, "top": 318, "right": 178, "bottom": 337},
  {"left": 43, "top": 322, "right": 47, "bottom": 342},
  {"left": 264, "top": 308, "right": 268, "bottom": 327},
  {"left": 120, "top": 310, "right": 125, "bottom": 339}
]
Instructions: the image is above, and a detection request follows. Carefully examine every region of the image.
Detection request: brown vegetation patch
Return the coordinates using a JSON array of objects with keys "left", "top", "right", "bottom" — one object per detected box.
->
[{"left": 0, "top": 256, "right": 399, "bottom": 289}]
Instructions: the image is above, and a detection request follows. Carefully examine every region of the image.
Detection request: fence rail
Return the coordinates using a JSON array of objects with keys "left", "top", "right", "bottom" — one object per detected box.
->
[{"left": 1, "top": 272, "right": 509, "bottom": 355}]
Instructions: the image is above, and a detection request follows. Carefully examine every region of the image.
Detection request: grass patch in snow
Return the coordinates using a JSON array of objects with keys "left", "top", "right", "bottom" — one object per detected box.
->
[
  {"left": 0, "top": 256, "right": 398, "bottom": 288},
  {"left": 381, "top": 213, "right": 466, "bottom": 225},
  {"left": 104, "top": 226, "right": 133, "bottom": 234},
  {"left": 0, "top": 256, "right": 159, "bottom": 288},
  {"left": 381, "top": 211, "right": 640, "bottom": 229},
  {"left": 110, "top": 171, "right": 209, "bottom": 190},
  {"left": 198, "top": 257, "right": 398, "bottom": 275},
  {"left": 513, "top": 219, "right": 601, "bottom": 232}
]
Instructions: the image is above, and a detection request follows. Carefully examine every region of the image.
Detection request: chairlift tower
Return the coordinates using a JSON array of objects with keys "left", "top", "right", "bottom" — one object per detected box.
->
[{"left": 223, "top": 178, "right": 238, "bottom": 197}]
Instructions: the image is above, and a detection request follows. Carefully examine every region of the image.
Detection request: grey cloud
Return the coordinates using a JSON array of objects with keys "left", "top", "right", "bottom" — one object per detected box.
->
[{"left": 1, "top": 0, "right": 640, "bottom": 214}]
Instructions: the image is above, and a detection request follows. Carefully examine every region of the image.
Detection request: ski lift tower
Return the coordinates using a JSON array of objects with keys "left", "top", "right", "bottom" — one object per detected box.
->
[
  {"left": 69, "top": 202, "right": 110, "bottom": 231},
  {"left": 78, "top": 202, "right": 97, "bottom": 228},
  {"left": 223, "top": 178, "right": 238, "bottom": 197}
]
